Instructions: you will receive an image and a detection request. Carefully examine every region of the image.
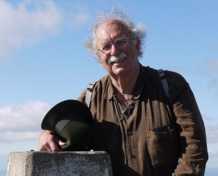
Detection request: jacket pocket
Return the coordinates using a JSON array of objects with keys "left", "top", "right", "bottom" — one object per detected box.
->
[{"left": 146, "top": 125, "right": 179, "bottom": 168}]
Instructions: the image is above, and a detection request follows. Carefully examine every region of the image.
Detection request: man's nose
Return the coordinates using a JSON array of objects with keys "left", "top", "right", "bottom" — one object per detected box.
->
[{"left": 110, "top": 44, "right": 118, "bottom": 56}]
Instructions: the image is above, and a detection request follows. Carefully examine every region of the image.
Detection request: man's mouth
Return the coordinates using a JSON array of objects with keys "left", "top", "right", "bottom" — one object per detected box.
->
[{"left": 108, "top": 53, "right": 127, "bottom": 65}]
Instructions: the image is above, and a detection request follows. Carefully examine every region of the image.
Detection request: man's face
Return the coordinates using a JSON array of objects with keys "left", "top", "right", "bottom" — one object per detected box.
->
[{"left": 95, "top": 20, "right": 140, "bottom": 77}]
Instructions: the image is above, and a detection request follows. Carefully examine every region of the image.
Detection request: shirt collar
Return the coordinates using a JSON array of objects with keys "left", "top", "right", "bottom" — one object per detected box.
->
[{"left": 104, "top": 64, "right": 146, "bottom": 101}]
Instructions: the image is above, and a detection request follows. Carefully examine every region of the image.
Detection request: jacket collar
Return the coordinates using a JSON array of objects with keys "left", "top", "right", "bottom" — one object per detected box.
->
[{"left": 104, "top": 64, "right": 146, "bottom": 101}]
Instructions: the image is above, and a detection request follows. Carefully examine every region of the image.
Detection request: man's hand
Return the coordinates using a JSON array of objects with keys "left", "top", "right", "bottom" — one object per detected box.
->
[{"left": 39, "top": 130, "right": 61, "bottom": 152}]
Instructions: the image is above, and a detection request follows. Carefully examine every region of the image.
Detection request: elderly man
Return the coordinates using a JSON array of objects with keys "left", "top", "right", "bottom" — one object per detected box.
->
[{"left": 39, "top": 14, "right": 208, "bottom": 176}]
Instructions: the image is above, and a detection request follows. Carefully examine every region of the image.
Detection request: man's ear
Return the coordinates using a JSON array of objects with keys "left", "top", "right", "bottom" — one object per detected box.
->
[{"left": 95, "top": 53, "right": 103, "bottom": 64}]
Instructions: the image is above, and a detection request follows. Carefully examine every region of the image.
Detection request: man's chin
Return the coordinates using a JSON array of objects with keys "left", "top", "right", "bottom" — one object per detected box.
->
[{"left": 111, "top": 66, "right": 126, "bottom": 76}]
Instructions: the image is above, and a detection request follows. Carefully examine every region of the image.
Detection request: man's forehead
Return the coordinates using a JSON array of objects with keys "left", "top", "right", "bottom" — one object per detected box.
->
[{"left": 95, "top": 20, "right": 129, "bottom": 40}]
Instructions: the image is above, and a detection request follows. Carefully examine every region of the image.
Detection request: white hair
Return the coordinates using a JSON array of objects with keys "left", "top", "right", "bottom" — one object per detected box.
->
[{"left": 86, "top": 10, "right": 146, "bottom": 57}]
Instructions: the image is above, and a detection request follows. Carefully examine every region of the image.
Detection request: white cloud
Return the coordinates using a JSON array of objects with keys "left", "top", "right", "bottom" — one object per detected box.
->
[
  {"left": 204, "top": 116, "right": 218, "bottom": 168},
  {"left": 1, "top": 131, "right": 40, "bottom": 142},
  {"left": 64, "top": 5, "right": 90, "bottom": 30},
  {"left": 205, "top": 116, "right": 218, "bottom": 144},
  {"left": 71, "top": 12, "right": 90, "bottom": 28},
  {"left": 0, "top": 101, "right": 50, "bottom": 142},
  {"left": 207, "top": 59, "right": 218, "bottom": 74},
  {"left": 0, "top": 0, "right": 62, "bottom": 59},
  {"left": 205, "top": 59, "right": 218, "bottom": 96}
]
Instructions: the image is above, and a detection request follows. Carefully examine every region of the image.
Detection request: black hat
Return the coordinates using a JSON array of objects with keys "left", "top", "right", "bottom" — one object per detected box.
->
[{"left": 41, "top": 99, "right": 93, "bottom": 151}]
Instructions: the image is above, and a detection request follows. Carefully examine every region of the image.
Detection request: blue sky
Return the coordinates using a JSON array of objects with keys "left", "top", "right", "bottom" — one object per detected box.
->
[{"left": 0, "top": 0, "right": 218, "bottom": 174}]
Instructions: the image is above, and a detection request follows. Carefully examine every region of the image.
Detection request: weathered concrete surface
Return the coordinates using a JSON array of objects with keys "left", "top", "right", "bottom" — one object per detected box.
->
[{"left": 7, "top": 151, "right": 113, "bottom": 176}]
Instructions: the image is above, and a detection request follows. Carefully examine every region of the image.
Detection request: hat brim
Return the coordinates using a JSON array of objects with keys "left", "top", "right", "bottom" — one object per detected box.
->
[{"left": 41, "top": 99, "right": 93, "bottom": 131}]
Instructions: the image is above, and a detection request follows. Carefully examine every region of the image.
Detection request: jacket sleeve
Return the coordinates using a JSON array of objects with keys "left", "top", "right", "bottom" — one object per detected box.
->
[{"left": 168, "top": 73, "right": 208, "bottom": 176}]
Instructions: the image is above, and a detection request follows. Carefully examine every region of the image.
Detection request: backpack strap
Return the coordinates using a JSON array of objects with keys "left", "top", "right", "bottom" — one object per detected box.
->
[
  {"left": 158, "top": 69, "right": 179, "bottom": 126},
  {"left": 158, "top": 69, "right": 170, "bottom": 101},
  {"left": 85, "top": 70, "right": 171, "bottom": 108},
  {"left": 85, "top": 82, "right": 95, "bottom": 107}
]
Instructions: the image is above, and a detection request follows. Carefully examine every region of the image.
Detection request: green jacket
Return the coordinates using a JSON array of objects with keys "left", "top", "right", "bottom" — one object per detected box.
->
[{"left": 79, "top": 65, "right": 208, "bottom": 176}]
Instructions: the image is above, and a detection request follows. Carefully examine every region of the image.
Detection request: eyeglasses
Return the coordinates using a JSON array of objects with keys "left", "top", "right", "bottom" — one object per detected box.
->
[{"left": 97, "top": 37, "right": 129, "bottom": 54}]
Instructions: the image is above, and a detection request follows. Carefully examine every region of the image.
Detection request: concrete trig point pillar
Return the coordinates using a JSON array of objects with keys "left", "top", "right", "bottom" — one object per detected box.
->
[{"left": 7, "top": 151, "right": 113, "bottom": 176}]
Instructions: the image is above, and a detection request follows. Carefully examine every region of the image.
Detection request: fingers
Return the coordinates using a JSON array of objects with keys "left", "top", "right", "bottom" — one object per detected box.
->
[
  {"left": 39, "top": 130, "right": 61, "bottom": 152},
  {"left": 49, "top": 139, "right": 62, "bottom": 152},
  {"left": 40, "top": 143, "right": 51, "bottom": 152},
  {"left": 40, "top": 141, "right": 61, "bottom": 152}
]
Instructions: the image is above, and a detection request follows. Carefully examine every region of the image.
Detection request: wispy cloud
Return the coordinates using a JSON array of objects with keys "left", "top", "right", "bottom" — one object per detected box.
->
[
  {"left": 0, "top": 0, "right": 62, "bottom": 59},
  {"left": 70, "top": 12, "right": 90, "bottom": 29},
  {"left": 204, "top": 115, "right": 218, "bottom": 168},
  {"left": 208, "top": 78, "right": 218, "bottom": 94},
  {"left": 205, "top": 116, "right": 218, "bottom": 145},
  {"left": 206, "top": 59, "right": 218, "bottom": 96},
  {"left": 0, "top": 101, "right": 50, "bottom": 142},
  {"left": 207, "top": 59, "right": 218, "bottom": 74}
]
